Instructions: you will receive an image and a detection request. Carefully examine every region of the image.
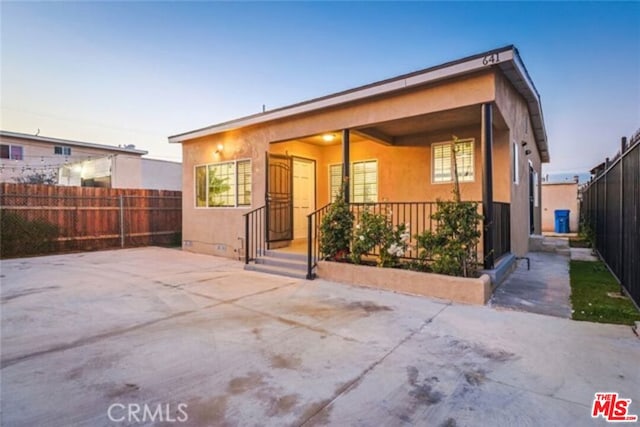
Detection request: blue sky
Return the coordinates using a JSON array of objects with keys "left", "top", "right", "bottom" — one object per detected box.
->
[{"left": 1, "top": 1, "right": 639, "bottom": 174}]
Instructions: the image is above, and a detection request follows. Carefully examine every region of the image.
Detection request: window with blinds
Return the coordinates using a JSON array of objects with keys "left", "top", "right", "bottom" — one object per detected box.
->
[
  {"left": 195, "top": 159, "right": 251, "bottom": 208},
  {"left": 432, "top": 140, "right": 474, "bottom": 183},
  {"left": 329, "top": 160, "right": 378, "bottom": 203},
  {"left": 329, "top": 164, "right": 342, "bottom": 202},
  {"left": 236, "top": 160, "right": 251, "bottom": 206},
  {"left": 352, "top": 160, "right": 377, "bottom": 203}
]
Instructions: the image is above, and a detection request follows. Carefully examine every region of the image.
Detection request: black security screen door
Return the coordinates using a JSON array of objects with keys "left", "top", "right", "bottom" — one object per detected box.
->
[{"left": 266, "top": 152, "right": 293, "bottom": 243}]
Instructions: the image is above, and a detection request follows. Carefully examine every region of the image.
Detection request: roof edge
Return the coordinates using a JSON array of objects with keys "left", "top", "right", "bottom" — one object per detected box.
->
[
  {"left": 169, "top": 45, "right": 516, "bottom": 143},
  {"left": 0, "top": 130, "right": 148, "bottom": 155}
]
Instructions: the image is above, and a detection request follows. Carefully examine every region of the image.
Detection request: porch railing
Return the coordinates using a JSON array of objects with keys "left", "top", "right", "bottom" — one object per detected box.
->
[
  {"left": 306, "top": 203, "right": 332, "bottom": 279},
  {"left": 306, "top": 200, "right": 512, "bottom": 279},
  {"left": 243, "top": 205, "right": 265, "bottom": 264},
  {"left": 492, "top": 202, "right": 511, "bottom": 261}
]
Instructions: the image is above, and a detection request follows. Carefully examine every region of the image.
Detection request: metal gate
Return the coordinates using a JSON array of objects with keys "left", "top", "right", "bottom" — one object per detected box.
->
[{"left": 266, "top": 153, "right": 293, "bottom": 243}]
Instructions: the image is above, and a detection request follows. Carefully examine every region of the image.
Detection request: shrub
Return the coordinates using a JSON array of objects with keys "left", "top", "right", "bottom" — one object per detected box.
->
[
  {"left": 1, "top": 212, "right": 59, "bottom": 258},
  {"left": 319, "top": 183, "right": 353, "bottom": 261},
  {"left": 415, "top": 200, "right": 482, "bottom": 277},
  {"left": 351, "top": 209, "right": 410, "bottom": 268}
]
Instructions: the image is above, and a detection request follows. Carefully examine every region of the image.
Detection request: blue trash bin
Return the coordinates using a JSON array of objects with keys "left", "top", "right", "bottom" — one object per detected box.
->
[{"left": 554, "top": 210, "right": 570, "bottom": 233}]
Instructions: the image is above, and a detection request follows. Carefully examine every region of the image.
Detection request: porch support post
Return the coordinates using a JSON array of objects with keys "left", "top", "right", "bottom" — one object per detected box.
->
[
  {"left": 482, "top": 103, "right": 495, "bottom": 269},
  {"left": 342, "top": 129, "right": 350, "bottom": 203}
]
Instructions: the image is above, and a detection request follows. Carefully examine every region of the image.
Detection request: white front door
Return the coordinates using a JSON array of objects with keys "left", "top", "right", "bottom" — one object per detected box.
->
[{"left": 293, "top": 158, "right": 315, "bottom": 239}]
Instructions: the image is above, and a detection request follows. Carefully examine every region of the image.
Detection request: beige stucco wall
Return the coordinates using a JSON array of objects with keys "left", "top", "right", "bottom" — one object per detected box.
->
[
  {"left": 180, "top": 72, "right": 497, "bottom": 258},
  {"left": 179, "top": 69, "right": 542, "bottom": 260},
  {"left": 0, "top": 135, "right": 129, "bottom": 183},
  {"left": 494, "top": 73, "right": 543, "bottom": 256},
  {"left": 541, "top": 183, "right": 579, "bottom": 232}
]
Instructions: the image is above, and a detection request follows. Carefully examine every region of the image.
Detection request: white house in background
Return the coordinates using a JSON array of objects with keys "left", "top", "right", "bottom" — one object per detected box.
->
[{"left": 0, "top": 130, "right": 181, "bottom": 191}]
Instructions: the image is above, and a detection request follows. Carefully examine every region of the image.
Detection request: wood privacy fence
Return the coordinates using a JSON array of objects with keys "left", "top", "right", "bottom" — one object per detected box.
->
[
  {"left": 581, "top": 131, "right": 640, "bottom": 308},
  {"left": 0, "top": 183, "right": 182, "bottom": 258}
]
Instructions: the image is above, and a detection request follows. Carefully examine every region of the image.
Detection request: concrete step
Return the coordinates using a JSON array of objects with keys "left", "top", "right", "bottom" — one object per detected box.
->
[
  {"left": 244, "top": 263, "right": 308, "bottom": 280},
  {"left": 256, "top": 255, "right": 307, "bottom": 271},
  {"left": 263, "top": 249, "right": 307, "bottom": 262}
]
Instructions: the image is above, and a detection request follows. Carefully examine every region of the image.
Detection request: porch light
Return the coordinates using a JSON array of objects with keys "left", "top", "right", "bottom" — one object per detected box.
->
[
  {"left": 214, "top": 144, "right": 224, "bottom": 155},
  {"left": 322, "top": 134, "right": 335, "bottom": 142}
]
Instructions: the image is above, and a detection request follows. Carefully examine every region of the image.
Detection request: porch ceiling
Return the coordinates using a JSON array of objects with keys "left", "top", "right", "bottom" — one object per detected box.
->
[{"left": 358, "top": 105, "right": 482, "bottom": 139}]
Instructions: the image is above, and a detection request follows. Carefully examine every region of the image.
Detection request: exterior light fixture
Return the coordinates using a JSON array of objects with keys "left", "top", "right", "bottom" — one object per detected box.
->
[
  {"left": 525, "top": 149, "right": 532, "bottom": 155},
  {"left": 521, "top": 141, "right": 528, "bottom": 147},
  {"left": 214, "top": 144, "right": 224, "bottom": 155},
  {"left": 322, "top": 134, "right": 335, "bottom": 142}
]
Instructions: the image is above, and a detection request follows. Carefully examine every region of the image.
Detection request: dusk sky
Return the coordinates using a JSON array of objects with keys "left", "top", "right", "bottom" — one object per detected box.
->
[{"left": 1, "top": 2, "right": 639, "bottom": 175}]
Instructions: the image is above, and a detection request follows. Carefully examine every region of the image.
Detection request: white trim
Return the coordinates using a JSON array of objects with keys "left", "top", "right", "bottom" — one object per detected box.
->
[
  {"left": 328, "top": 159, "right": 378, "bottom": 203},
  {"left": 351, "top": 159, "right": 378, "bottom": 203},
  {"left": 194, "top": 158, "right": 252, "bottom": 209},
  {"left": 512, "top": 141, "right": 519, "bottom": 185},
  {"left": 431, "top": 138, "right": 475, "bottom": 184}
]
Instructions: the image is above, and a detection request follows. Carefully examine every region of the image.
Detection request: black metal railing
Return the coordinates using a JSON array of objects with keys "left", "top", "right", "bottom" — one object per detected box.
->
[
  {"left": 349, "top": 202, "right": 440, "bottom": 260},
  {"left": 243, "top": 205, "right": 265, "bottom": 264},
  {"left": 306, "top": 200, "right": 510, "bottom": 278},
  {"left": 492, "top": 202, "right": 511, "bottom": 261},
  {"left": 581, "top": 132, "right": 640, "bottom": 308},
  {"left": 306, "top": 203, "right": 332, "bottom": 279}
]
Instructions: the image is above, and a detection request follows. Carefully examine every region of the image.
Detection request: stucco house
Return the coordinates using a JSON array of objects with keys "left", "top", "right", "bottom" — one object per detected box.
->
[
  {"left": 170, "top": 45, "right": 549, "bottom": 279},
  {"left": 0, "top": 131, "right": 181, "bottom": 190}
]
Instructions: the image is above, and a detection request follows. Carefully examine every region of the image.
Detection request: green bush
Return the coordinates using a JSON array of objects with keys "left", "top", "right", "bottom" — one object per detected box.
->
[
  {"left": 415, "top": 200, "right": 482, "bottom": 277},
  {"left": 319, "top": 183, "right": 353, "bottom": 261},
  {"left": 1, "top": 212, "right": 59, "bottom": 258},
  {"left": 351, "top": 209, "right": 409, "bottom": 268}
]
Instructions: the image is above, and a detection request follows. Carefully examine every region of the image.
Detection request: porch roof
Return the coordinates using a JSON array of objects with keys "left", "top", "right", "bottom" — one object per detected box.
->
[{"left": 169, "top": 45, "right": 549, "bottom": 162}]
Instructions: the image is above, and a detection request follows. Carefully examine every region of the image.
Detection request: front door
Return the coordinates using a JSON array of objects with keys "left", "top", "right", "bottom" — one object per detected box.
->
[
  {"left": 293, "top": 158, "right": 315, "bottom": 239},
  {"left": 266, "top": 153, "right": 293, "bottom": 243}
]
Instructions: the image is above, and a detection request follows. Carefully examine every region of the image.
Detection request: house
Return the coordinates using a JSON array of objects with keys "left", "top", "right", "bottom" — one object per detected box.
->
[
  {"left": 0, "top": 131, "right": 181, "bottom": 190},
  {"left": 541, "top": 176, "right": 580, "bottom": 233},
  {"left": 169, "top": 45, "right": 549, "bottom": 278}
]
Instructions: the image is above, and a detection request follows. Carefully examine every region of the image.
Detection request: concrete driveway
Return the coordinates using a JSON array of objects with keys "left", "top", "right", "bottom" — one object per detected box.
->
[{"left": 1, "top": 247, "right": 638, "bottom": 426}]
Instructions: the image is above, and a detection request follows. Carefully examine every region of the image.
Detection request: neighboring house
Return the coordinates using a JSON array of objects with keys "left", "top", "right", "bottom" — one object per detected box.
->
[
  {"left": 0, "top": 131, "right": 181, "bottom": 190},
  {"left": 541, "top": 178, "right": 580, "bottom": 233},
  {"left": 169, "top": 45, "right": 549, "bottom": 272}
]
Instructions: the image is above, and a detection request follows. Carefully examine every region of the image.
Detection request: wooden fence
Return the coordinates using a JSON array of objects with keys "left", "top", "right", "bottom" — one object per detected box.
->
[{"left": 0, "top": 183, "right": 182, "bottom": 258}]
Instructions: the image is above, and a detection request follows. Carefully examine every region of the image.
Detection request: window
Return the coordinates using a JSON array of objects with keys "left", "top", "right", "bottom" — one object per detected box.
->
[
  {"left": 329, "top": 164, "right": 342, "bottom": 202},
  {"left": 352, "top": 160, "right": 378, "bottom": 203},
  {"left": 195, "top": 159, "right": 251, "bottom": 208},
  {"left": 329, "top": 160, "right": 378, "bottom": 203},
  {"left": 54, "top": 146, "right": 72, "bottom": 156},
  {"left": 512, "top": 142, "right": 519, "bottom": 184},
  {"left": 432, "top": 139, "right": 474, "bottom": 183},
  {"left": 0, "top": 144, "right": 24, "bottom": 160}
]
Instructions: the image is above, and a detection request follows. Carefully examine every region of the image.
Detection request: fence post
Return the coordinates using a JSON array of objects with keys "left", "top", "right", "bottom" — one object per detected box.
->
[
  {"left": 119, "top": 195, "right": 125, "bottom": 248},
  {"left": 619, "top": 137, "right": 625, "bottom": 294}
]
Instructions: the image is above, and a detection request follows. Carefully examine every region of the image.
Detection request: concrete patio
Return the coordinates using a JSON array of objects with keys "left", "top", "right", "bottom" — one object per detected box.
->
[{"left": 1, "top": 247, "right": 638, "bottom": 426}]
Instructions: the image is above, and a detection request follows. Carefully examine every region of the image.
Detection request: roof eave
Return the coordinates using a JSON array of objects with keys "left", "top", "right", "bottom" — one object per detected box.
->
[
  {"left": 169, "top": 45, "right": 550, "bottom": 164},
  {"left": 168, "top": 46, "right": 518, "bottom": 144}
]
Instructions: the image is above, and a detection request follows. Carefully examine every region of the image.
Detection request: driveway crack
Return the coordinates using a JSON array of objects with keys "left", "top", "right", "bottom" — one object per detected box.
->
[{"left": 298, "top": 302, "right": 451, "bottom": 426}]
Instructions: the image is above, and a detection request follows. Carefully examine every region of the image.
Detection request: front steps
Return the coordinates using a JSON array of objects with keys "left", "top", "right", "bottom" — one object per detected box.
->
[{"left": 244, "top": 250, "right": 308, "bottom": 280}]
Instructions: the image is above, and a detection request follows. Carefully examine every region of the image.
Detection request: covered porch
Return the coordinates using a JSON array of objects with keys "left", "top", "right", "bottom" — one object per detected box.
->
[{"left": 244, "top": 103, "right": 512, "bottom": 278}]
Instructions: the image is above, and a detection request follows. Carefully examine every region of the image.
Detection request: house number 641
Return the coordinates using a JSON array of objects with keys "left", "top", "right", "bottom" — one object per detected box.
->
[{"left": 482, "top": 53, "right": 500, "bottom": 65}]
